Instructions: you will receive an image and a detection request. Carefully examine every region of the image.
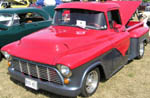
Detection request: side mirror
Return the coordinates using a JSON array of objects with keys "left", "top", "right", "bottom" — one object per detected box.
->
[
  {"left": 114, "top": 24, "right": 126, "bottom": 32},
  {"left": 0, "top": 24, "right": 8, "bottom": 30},
  {"left": 114, "top": 24, "right": 122, "bottom": 29}
]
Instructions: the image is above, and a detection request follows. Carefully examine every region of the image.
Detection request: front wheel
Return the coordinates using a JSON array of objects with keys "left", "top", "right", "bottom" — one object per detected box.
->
[
  {"left": 136, "top": 41, "right": 145, "bottom": 59},
  {"left": 80, "top": 68, "right": 100, "bottom": 97}
]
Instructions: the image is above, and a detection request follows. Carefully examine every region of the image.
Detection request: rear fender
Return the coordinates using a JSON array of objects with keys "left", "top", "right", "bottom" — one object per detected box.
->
[
  {"left": 129, "top": 27, "right": 149, "bottom": 38},
  {"left": 128, "top": 33, "right": 149, "bottom": 60}
]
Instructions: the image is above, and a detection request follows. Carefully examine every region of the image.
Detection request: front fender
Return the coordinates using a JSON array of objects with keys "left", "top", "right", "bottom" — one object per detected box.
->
[
  {"left": 67, "top": 61, "right": 102, "bottom": 91},
  {"left": 56, "top": 40, "right": 113, "bottom": 69}
]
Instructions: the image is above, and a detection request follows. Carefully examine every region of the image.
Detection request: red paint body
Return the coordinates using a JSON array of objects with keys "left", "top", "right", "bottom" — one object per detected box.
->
[{"left": 1, "top": 1, "right": 149, "bottom": 70}]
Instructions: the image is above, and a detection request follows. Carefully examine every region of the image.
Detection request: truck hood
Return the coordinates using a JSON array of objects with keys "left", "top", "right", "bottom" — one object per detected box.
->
[
  {"left": 113, "top": 1, "right": 141, "bottom": 25},
  {"left": 5, "top": 26, "right": 108, "bottom": 65}
]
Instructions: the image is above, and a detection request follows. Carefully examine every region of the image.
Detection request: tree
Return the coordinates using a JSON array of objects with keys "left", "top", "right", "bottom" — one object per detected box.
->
[{"left": 143, "top": 0, "right": 150, "bottom": 2}]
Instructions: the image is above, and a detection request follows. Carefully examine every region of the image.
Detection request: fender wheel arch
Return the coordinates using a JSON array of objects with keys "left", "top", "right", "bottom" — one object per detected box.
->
[
  {"left": 97, "top": 64, "right": 106, "bottom": 81},
  {"left": 136, "top": 41, "right": 145, "bottom": 59},
  {"left": 80, "top": 67, "right": 100, "bottom": 97},
  {"left": 79, "top": 64, "right": 106, "bottom": 97}
]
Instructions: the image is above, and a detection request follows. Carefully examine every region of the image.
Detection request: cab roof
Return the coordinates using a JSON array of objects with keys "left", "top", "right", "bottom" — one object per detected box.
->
[
  {"left": 56, "top": 2, "right": 120, "bottom": 12},
  {"left": 56, "top": 1, "right": 141, "bottom": 25}
]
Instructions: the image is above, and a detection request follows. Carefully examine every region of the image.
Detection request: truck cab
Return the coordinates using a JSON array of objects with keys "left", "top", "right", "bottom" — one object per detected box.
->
[{"left": 1, "top": 1, "right": 149, "bottom": 97}]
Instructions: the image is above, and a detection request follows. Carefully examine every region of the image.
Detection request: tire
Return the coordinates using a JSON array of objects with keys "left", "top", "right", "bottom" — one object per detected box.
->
[
  {"left": 136, "top": 41, "right": 145, "bottom": 59},
  {"left": 0, "top": 52, "right": 2, "bottom": 61},
  {"left": 80, "top": 68, "right": 100, "bottom": 97}
]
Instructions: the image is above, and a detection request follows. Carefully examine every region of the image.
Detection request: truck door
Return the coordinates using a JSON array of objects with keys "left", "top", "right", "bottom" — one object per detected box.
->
[{"left": 107, "top": 10, "right": 130, "bottom": 72}]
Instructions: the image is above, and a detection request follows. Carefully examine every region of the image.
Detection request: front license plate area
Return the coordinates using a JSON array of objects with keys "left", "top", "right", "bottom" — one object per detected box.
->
[{"left": 25, "top": 78, "right": 38, "bottom": 90}]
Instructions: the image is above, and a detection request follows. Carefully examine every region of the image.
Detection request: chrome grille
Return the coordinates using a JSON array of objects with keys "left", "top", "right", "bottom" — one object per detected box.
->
[
  {"left": 29, "top": 63, "right": 37, "bottom": 77},
  {"left": 11, "top": 57, "right": 63, "bottom": 85}
]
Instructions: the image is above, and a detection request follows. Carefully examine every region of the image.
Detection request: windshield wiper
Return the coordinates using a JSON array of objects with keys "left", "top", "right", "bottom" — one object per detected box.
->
[
  {"left": 52, "top": 24, "right": 101, "bottom": 30},
  {"left": 70, "top": 24, "right": 86, "bottom": 29},
  {"left": 85, "top": 25, "right": 99, "bottom": 30},
  {"left": 71, "top": 24, "right": 101, "bottom": 30}
]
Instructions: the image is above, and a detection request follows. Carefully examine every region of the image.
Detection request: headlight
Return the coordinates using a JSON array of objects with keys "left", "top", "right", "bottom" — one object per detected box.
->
[
  {"left": 57, "top": 64, "right": 72, "bottom": 78},
  {"left": 1, "top": 51, "right": 11, "bottom": 60}
]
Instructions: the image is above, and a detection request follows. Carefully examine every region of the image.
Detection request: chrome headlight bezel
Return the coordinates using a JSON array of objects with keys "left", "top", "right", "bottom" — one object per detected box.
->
[
  {"left": 57, "top": 64, "right": 72, "bottom": 78},
  {"left": 1, "top": 51, "right": 12, "bottom": 60}
]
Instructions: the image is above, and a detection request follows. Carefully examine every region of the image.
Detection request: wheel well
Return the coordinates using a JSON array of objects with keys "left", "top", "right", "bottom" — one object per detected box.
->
[
  {"left": 97, "top": 65, "right": 106, "bottom": 82},
  {"left": 0, "top": 52, "right": 3, "bottom": 61},
  {"left": 143, "top": 39, "right": 148, "bottom": 46}
]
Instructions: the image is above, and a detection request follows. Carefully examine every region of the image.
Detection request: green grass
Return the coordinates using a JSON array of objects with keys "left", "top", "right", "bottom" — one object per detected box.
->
[{"left": 128, "top": 73, "right": 135, "bottom": 78}]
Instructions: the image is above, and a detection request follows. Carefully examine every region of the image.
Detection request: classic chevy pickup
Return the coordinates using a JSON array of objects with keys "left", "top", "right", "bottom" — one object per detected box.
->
[{"left": 1, "top": 1, "right": 149, "bottom": 97}]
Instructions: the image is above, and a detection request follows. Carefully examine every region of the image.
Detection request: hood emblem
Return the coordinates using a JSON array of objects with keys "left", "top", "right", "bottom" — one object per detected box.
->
[{"left": 76, "top": 31, "right": 86, "bottom": 35}]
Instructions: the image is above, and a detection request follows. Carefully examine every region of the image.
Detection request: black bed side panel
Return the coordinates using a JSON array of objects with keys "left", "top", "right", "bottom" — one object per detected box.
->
[{"left": 128, "top": 33, "right": 149, "bottom": 60}]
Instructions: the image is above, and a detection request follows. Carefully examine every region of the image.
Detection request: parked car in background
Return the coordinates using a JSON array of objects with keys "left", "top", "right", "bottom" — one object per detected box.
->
[
  {"left": 138, "top": 6, "right": 150, "bottom": 39},
  {"left": 0, "top": 7, "right": 52, "bottom": 61},
  {"left": 42, "top": 5, "right": 55, "bottom": 18},
  {"left": 1, "top": 0, "right": 30, "bottom": 9},
  {"left": 142, "top": 6, "right": 150, "bottom": 18},
  {"left": 11, "top": 0, "right": 30, "bottom": 8},
  {"left": 30, "top": 4, "right": 56, "bottom": 18},
  {"left": 0, "top": 1, "right": 10, "bottom": 9}
]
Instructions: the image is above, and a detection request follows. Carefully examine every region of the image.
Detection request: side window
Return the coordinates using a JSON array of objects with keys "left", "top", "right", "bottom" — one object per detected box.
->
[
  {"left": 99, "top": 13, "right": 107, "bottom": 29},
  {"left": 0, "top": 13, "right": 13, "bottom": 26},
  {"left": 18, "top": 12, "right": 45, "bottom": 24},
  {"left": 107, "top": 10, "right": 121, "bottom": 28},
  {"left": 13, "top": 14, "right": 20, "bottom": 25}
]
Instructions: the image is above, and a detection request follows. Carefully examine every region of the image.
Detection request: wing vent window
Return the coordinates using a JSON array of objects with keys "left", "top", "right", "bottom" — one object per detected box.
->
[{"left": 107, "top": 10, "right": 122, "bottom": 28}]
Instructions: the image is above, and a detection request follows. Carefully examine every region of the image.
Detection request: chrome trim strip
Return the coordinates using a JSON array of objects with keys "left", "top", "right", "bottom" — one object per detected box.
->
[
  {"left": 36, "top": 65, "right": 40, "bottom": 78},
  {"left": 47, "top": 68, "right": 50, "bottom": 81},
  {"left": 19, "top": 60, "right": 23, "bottom": 72},
  {"left": 54, "top": 69, "right": 64, "bottom": 85},
  {"left": 27, "top": 63, "right": 31, "bottom": 75}
]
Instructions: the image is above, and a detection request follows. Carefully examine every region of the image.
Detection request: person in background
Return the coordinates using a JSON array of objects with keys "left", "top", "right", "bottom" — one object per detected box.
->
[
  {"left": 36, "top": 0, "right": 44, "bottom": 6},
  {"left": 139, "top": 14, "right": 149, "bottom": 28},
  {"left": 30, "top": 0, "right": 44, "bottom": 8},
  {"left": 30, "top": 0, "right": 62, "bottom": 8},
  {"left": 55, "top": 0, "right": 62, "bottom": 5},
  {"left": 44, "top": 0, "right": 62, "bottom": 6},
  {"left": 44, "top": 0, "right": 55, "bottom": 6}
]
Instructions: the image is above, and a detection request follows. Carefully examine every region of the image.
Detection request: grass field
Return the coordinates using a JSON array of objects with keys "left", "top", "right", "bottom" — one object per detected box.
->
[{"left": 0, "top": 44, "right": 150, "bottom": 98}]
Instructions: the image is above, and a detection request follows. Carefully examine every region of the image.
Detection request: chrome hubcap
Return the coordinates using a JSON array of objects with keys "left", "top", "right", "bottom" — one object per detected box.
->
[
  {"left": 139, "top": 42, "right": 144, "bottom": 56},
  {"left": 85, "top": 70, "right": 98, "bottom": 94}
]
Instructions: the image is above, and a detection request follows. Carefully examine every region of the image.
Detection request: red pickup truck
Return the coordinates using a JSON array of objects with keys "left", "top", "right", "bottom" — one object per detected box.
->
[{"left": 1, "top": 1, "right": 149, "bottom": 97}]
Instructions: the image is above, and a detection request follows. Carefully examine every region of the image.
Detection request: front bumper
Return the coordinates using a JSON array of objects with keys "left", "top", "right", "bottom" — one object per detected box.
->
[{"left": 8, "top": 67, "right": 81, "bottom": 97}]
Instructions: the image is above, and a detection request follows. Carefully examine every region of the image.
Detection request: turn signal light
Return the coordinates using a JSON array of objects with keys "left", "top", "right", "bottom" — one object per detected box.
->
[
  {"left": 64, "top": 78, "right": 70, "bottom": 84},
  {"left": 8, "top": 62, "right": 11, "bottom": 67}
]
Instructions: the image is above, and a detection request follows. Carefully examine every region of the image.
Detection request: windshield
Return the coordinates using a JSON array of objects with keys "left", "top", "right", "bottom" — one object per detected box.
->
[
  {"left": 53, "top": 9, "right": 107, "bottom": 30},
  {"left": 0, "top": 13, "right": 13, "bottom": 26}
]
